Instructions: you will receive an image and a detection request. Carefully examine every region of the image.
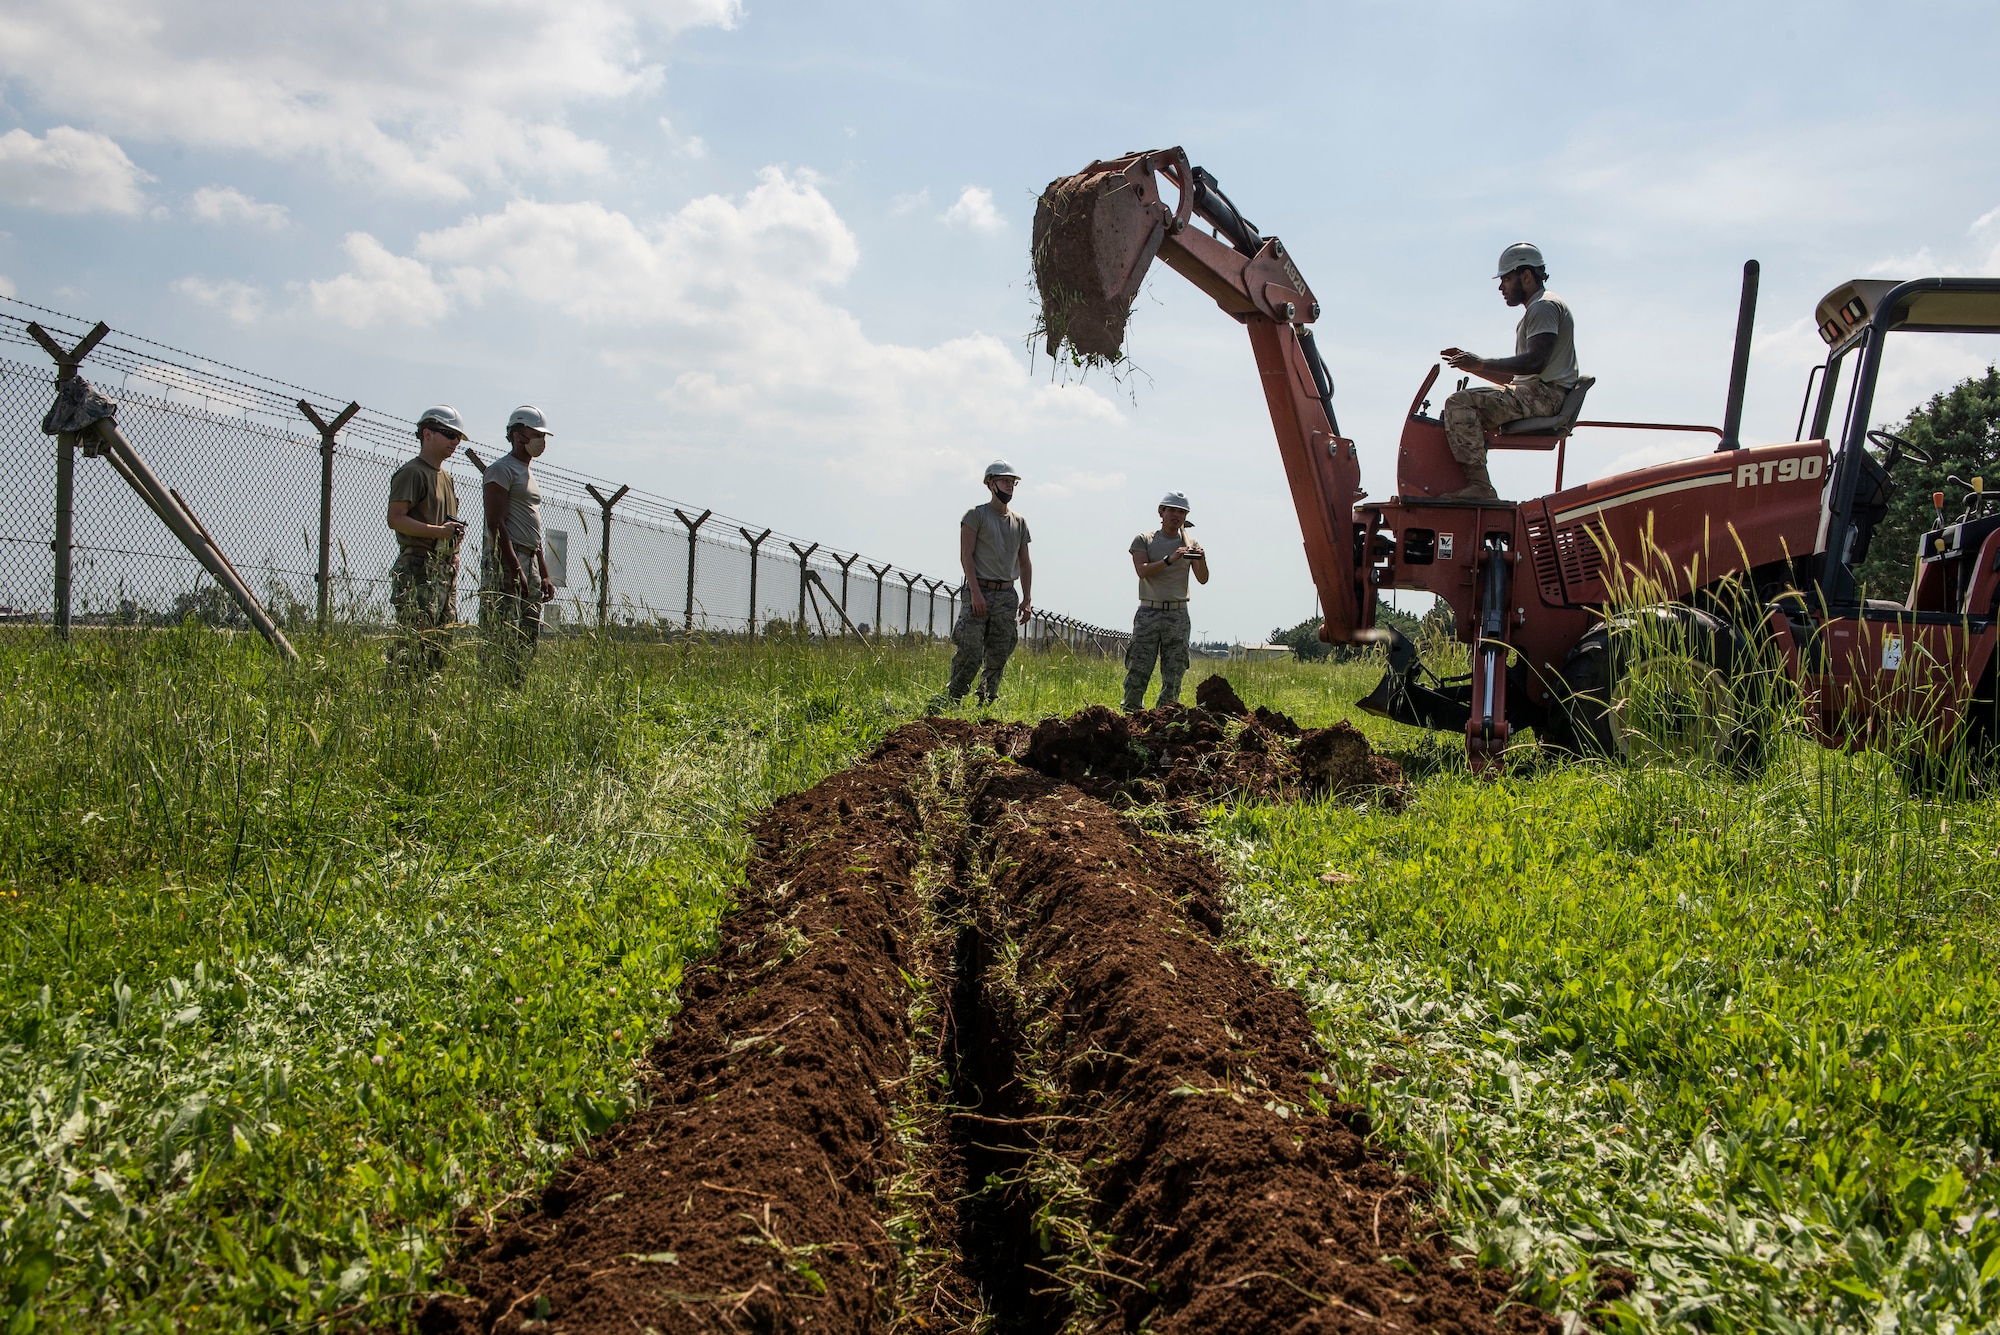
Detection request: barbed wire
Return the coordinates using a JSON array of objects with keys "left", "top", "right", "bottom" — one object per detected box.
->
[{"left": 0, "top": 295, "right": 1132, "bottom": 645}]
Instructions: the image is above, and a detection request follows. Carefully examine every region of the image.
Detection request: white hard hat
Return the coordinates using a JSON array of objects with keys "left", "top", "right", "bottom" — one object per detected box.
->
[
  {"left": 506, "top": 405, "right": 553, "bottom": 434},
  {"left": 984, "top": 458, "right": 1021, "bottom": 480},
  {"left": 1159, "top": 490, "right": 1190, "bottom": 511},
  {"left": 416, "top": 404, "right": 468, "bottom": 437},
  {"left": 1494, "top": 242, "right": 1546, "bottom": 278}
]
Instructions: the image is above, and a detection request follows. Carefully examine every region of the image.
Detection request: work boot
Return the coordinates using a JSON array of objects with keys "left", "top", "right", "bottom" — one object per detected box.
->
[{"left": 1442, "top": 460, "right": 1499, "bottom": 502}]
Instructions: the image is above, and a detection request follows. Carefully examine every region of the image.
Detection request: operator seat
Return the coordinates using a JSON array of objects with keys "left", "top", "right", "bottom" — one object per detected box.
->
[{"left": 1490, "top": 376, "right": 1595, "bottom": 446}]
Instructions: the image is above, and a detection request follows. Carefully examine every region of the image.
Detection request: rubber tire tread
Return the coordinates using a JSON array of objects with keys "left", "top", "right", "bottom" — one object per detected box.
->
[{"left": 1557, "top": 604, "right": 1767, "bottom": 773}]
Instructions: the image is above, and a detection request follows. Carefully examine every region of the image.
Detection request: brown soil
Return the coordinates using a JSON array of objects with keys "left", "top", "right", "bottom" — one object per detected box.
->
[
  {"left": 1016, "top": 680, "right": 1405, "bottom": 820},
  {"left": 1193, "top": 673, "right": 1250, "bottom": 716},
  {"left": 1032, "top": 170, "right": 1137, "bottom": 362},
  {"left": 411, "top": 687, "right": 1539, "bottom": 1335}
]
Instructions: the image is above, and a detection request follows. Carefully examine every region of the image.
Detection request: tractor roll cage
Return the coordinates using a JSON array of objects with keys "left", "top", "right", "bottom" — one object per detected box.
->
[{"left": 1817, "top": 277, "right": 2000, "bottom": 609}]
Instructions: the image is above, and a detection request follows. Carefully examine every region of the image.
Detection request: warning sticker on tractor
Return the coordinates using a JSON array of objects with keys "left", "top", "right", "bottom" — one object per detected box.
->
[{"left": 1882, "top": 636, "right": 1904, "bottom": 672}]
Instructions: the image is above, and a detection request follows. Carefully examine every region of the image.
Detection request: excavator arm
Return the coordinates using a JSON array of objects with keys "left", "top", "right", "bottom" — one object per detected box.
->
[{"left": 1033, "top": 148, "right": 1369, "bottom": 641}]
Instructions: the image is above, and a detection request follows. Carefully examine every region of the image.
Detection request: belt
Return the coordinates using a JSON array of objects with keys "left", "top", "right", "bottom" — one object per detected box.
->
[
  {"left": 1140, "top": 598, "right": 1188, "bottom": 609},
  {"left": 976, "top": 578, "right": 1013, "bottom": 590}
]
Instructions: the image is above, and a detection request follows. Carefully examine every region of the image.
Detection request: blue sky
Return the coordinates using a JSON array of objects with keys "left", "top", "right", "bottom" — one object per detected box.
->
[{"left": 3, "top": 0, "right": 1998, "bottom": 639}]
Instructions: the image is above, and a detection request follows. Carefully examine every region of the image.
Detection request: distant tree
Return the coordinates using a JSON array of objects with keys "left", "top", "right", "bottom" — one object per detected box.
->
[
  {"left": 1854, "top": 366, "right": 2000, "bottom": 600},
  {"left": 1270, "top": 598, "right": 1422, "bottom": 662}
]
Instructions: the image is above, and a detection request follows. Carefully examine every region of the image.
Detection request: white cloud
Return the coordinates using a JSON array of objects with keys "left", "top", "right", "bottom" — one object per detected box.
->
[
  {"left": 188, "top": 185, "right": 288, "bottom": 228},
  {"left": 0, "top": 126, "right": 150, "bottom": 214},
  {"left": 308, "top": 168, "right": 1118, "bottom": 485},
  {"left": 657, "top": 118, "right": 707, "bottom": 160},
  {"left": 941, "top": 185, "right": 1005, "bottom": 233},
  {"left": 1035, "top": 469, "right": 1127, "bottom": 499},
  {"left": 0, "top": 0, "right": 741, "bottom": 197},
  {"left": 890, "top": 187, "right": 932, "bottom": 216},
  {"left": 171, "top": 275, "right": 265, "bottom": 322},
  {"left": 0, "top": 274, "right": 13, "bottom": 297},
  {"left": 309, "top": 233, "right": 450, "bottom": 328}
]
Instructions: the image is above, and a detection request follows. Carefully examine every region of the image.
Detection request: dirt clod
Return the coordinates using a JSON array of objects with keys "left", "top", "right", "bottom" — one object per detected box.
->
[{"left": 1193, "top": 672, "right": 1250, "bottom": 716}]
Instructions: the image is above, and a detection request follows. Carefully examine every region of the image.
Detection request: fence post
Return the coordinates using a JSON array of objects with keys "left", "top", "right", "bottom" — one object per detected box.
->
[
  {"left": 866, "top": 562, "right": 891, "bottom": 637},
  {"left": 924, "top": 578, "right": 947, "bottom": 639},
  {"left": 789, "top": 542, "right": 820, "bottom": 630},
  {"left": 297, "top": 400, "right": 360, "bottom": 631},
  {"left": 673, "top": 508, "right": 712, "bottom": 633},
  {"left": 585, "top": 484, "right": 630, "bottom": 630},
  {"left": 947, "top": 584, "right": 958, "bottom": 631},
  {"left": 832, "top": 552, "right": 860, "bottom": 637},
  {"left": 900, "top": 571, "right": 921, "bottom": 639},
  {"left": 740, "top": 527, "right": 772, "bottom": 636},
  {"left": 26, "top": 321, "right": 109, "bottom": 639}
]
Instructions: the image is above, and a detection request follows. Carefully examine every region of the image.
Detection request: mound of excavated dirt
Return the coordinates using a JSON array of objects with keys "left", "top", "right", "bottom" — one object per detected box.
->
[
  {"left": 411, "top": 695, "right": 1544, "bottom": 1335},
  {"left": 1016, "top": 678, "right": 1405, "bottom": 819},
  {"left": 414, "top": 721, "right": 983, "bottom": 1335},
  {"left": 967, "top": 760, "right": 1548, "bottom": 1334}
]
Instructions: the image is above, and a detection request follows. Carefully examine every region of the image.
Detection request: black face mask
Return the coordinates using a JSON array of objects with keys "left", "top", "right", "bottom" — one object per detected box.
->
[{"left": 993, "top": 487, "right": 1014, "bottom": 504}]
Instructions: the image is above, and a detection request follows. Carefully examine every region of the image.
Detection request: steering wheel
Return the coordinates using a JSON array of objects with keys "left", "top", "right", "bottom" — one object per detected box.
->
[{"left": 1867, "top": 429, "right": 1933, "bottom": 469}]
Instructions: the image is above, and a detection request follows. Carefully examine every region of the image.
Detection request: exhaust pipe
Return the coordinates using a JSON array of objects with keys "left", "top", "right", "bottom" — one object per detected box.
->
[{"left": 1716, "top": 258, "right": 1759, "bottom": 451}]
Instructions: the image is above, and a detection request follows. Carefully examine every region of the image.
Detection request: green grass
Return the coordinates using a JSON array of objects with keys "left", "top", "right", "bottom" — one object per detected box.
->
[
  {"left": 0, "top": 626, "right": 1243, "bottom": 1332},
  {"left": 10, "top": 624, "right": 1999, "bottom": 1333},
  {"left": 1218, "top": 686, "right": 2000, "bottom": 1331}
]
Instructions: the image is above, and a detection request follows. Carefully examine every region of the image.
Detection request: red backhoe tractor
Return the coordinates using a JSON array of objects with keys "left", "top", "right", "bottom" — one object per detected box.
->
[{"left": 1033, "top": 149, "right": 2000, "bottom": 773}]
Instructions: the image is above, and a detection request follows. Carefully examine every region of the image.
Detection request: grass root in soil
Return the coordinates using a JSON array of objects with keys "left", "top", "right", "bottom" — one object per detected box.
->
[{"left": 415, "top": 682, "right": 1541, "bottom": 1334}]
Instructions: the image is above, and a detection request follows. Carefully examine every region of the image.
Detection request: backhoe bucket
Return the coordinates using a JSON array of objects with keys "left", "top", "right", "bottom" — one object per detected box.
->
[{"left": 1032, "top": 153, "right": 1184, "bottom": 362}]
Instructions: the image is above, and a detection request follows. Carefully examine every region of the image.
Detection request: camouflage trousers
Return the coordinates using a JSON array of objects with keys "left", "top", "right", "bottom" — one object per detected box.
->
[
  {"left": 947, "top": 584, "right": 1018, "bottom": 703},
  {"left": 1123, "top": 604, "right": 1191, "bottom": 711},
  {"left": 1441, "top": 379, "right": 1568, "bottom": 467},
  {"left": 479, "top": 545, "right": 544, "bottom": 685},
  {"left": 386, "top": 545, "right": 458, "bottom": 679}
]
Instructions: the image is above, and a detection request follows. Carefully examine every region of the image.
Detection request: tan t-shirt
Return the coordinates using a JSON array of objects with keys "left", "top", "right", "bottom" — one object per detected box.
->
[
  {"left": 962, "top": 504, "right": 1030, "bottom": 581},
  {"left": 482, "top": 452, "right": 544, "bottom": 552},
  {"left": 1132, "top": 530, "right": 1194, "bottom": 601},
  {"left": 388, "top": 456, "right": 458, "bottom": 554},
  {"left": 1514, "top": 290, "right": 1580, "bottom": 388}
]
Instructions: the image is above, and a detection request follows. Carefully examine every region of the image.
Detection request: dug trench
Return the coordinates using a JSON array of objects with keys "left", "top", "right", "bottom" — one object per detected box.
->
[{"left": 415, "top": 683, "right": 1556, "bottom": 1334}]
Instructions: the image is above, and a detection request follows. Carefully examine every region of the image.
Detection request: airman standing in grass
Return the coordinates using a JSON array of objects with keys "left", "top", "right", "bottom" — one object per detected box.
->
[
  {"left": 946, "top": 459, "right": 1034, "bottom": 706},
  {"left": 384, "top": 406, "right": 469, "bottom": 678},
  {"left": 480, "top": 405, "right": 556, "bottom": 684},
  {"left": 1122, "top": 490, "right": 1206, "bottom": 711}
]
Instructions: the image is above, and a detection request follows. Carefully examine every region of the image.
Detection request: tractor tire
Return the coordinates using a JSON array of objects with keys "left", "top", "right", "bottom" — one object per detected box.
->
[{"left": 1557, "top": 604, "right": 1768, "bottom": 773}]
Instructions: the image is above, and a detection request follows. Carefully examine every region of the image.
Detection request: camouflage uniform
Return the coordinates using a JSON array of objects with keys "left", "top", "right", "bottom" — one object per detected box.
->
[
  {"left": 947, "top": 501, "right": 1030, "bottom": 705},
  {"left": 1122, "top": 604, "right": 1192, "bottom": 710},
  {"left": 948, "top": 584, "right": 1019, "bottom": 704},
  {"left": 479, "top": 450, "right": 547, "bottom": 686},
  {"left": 479, "top": 545, "right": 543, "bottom": 685},
  {"left": 386, "top": 456, "right": 459, "bottom": 678},
  {"left": 1443, "top": 288, "right": 1579, "bottom": 472},
  {"left": 1441, "top": 379, "right": 1568, "bottom": 470}
]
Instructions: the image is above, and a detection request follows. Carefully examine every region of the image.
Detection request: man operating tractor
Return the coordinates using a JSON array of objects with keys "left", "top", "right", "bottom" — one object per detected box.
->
[{"left": 1437, "top": 242, "right": 1583, "bottom": 500}]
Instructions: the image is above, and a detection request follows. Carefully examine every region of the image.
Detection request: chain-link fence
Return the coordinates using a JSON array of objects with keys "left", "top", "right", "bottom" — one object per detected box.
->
[{"left": 0, "top": 296, "right": 1131, "bottom": 657}]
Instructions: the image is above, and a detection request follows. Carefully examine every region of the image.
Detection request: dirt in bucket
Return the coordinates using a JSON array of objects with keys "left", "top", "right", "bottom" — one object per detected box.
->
[
  {"left": 411, "top": 694, "right": 1529, "bottom": 1335},
  {"left": 1031, "top": 169, "right": 1139, "bottom": 364}
]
